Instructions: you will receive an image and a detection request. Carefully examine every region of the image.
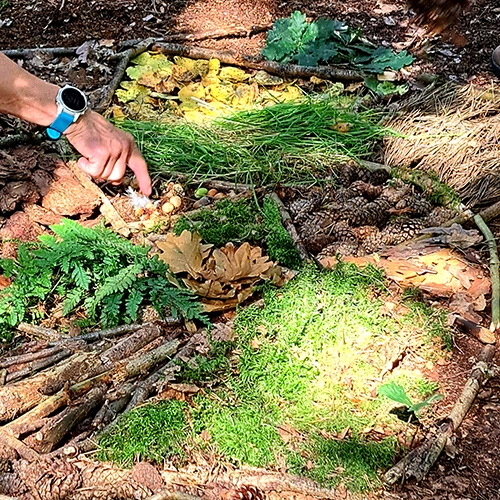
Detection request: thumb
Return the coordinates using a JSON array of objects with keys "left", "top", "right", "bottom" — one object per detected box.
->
[{"left": 77, "top": 156, "right": 104, "bottom": 179}]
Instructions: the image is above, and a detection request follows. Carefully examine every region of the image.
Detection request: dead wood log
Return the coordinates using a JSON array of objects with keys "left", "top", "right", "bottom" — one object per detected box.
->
[
  {"left": 49, "top": 322, "right": 154, "bottom": 346},
  {"left": 454, "top": 316, "right": 496, "bottom": 345},
  {"left": 4, "top": 390, "right": 70, "bottom": 438},
  {"left": 384, "top": 344, "right": 496, "bottom": 485},
  {"left": 5, "top": 348, "right": 75, "bottom": 384},
  {"left": 0, "top": 353, "right": 94, "bottom": 422},
  {"left": 24, "top": 384, "right": 108, "bottom": 454},
  {"left": 16, "top": 322, "right": 60, "bottom": 342},
  {"left": 152, "top": 43, "right": 365, "bottom": 82},
  {"left": 0, "top": 429, "right": 39, "bottom": 461},
  {"left": 267, "top": 193, "right": 310, "bottom": 263}
]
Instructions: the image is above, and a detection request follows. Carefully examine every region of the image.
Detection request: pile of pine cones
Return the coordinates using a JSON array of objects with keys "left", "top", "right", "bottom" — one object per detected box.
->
[{"left": 280, "top": 163, "right": 455, "bottom": 258}]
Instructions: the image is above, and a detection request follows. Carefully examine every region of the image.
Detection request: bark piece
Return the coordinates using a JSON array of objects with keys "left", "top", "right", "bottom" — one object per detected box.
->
[
  {"left": 454, "top": 316, "right": 496, "bottom": 344},
  {"left": 41, "top": 164, "right": 100, "bottom": 217},
  {"left": 16, "top": 322, "right": 60, "bottom": 342}
]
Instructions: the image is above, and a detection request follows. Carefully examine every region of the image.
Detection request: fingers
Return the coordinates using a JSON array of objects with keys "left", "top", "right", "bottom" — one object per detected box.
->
[{"left": 127, "top": 146, "right": 152, "bottom": 196}]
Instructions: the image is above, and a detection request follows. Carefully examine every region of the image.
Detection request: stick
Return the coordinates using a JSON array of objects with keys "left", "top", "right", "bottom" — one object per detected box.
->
[
  {"left": 384, "top": 344, "right": 496, "bottom": 484},
  {"left": 453, "top": 316, "right": 496, "bottom": 345},
  {"left": 1, "top": 47, "right": 77, "bottom": 59},
  {"left": 267, "top": 193, "right": 309, "bottom": 262},
  {"left": 0, "top": 428, "right": 39, "bottom": 461},
  {"left": 25, "top": 384, "right": 108, "bottom": 454},
  {"left": 16, "top": 322, "right": 60, "bottom": 342},
  {"left": 48, "top": 323, "right": 152, "bottom": 346},
  {"left": 152, "top": 43, "right": 365, "bottom": 82},
  {"left": 0, "top": 345, "right": 76, "bottom": 369},
  {"left": 473, "top": 214, "right": 500, "bottom": 330},
  {"left": 94, "top": 39, "right": 153, "bottom": 113},
  {"left": 5, "top": 349, "right": 75, "bottom": 384}
]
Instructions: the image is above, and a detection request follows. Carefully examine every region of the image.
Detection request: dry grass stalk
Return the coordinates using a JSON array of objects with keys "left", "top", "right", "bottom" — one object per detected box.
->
[{"left": 384, "top": 84, "right": 500, "bottom": 206}]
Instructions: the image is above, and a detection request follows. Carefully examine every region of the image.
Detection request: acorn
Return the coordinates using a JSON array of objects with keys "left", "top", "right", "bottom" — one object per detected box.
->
[
  {"left": 170, "top": 195, "right": 182, "bottom": 208},
  {"left": 161, "top": 201, "right": 175, "bottom": 214}
]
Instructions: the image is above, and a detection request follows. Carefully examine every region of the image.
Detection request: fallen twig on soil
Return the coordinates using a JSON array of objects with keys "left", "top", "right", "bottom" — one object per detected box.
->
[
  {"left": 1, "top": 47, "right": 77, "bottom": 59},
  {"left": 267, "top": 193, "right": 310, "bottom": 263},
  {"left": 454, "top": 316, "right": 496, "bottom": 344},
  {"left": 384, "top": 344, "right": 496, "bottom": 484},
  {"left": 473, "top": 213, "right": 500, "bottom": 330},
  {"left": 0, "top": 133, "right": 41, "bottom": 149},
  {"left": 94, "top": 39, "right": 154, "bottom": 113},
  {"left": 152, "top": 43, "right": 365, "bottom": 82},
  {"left": 16, "top": 322, "right": 60, "bottom": 342}
]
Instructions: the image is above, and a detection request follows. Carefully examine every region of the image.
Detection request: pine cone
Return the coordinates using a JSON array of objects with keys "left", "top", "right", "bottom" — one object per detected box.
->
[
  {"left": 222, "top": 484, "right": 265, "bottom": 499},
  {"left": 318, "top": 240, "right": 361, "bottom": 258},
  {"left": 394, "top": 195, "right": 433, "bottom": 217},
  {"left": 362, "top": 218, "right": 426, "bottom": 253}
]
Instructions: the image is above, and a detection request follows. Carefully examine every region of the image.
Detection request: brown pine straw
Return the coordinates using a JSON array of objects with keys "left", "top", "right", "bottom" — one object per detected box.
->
[{"left": 383, "top": 83, "right": 500, "bottom": 207}]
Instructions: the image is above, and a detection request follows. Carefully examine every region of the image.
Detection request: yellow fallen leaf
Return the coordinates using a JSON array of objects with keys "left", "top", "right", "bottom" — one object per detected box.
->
[
  {"left": 206, "top": 82, "right": 235, "bottom": 104},
  {"left": 218, "top": 66, "right": 250, "bottom": 82},
  {"left": 178, "top": 82, "right": 206, "bottom": 103},
  {"left": 232, "top": 83, "right": 258, "bottom": 108}
]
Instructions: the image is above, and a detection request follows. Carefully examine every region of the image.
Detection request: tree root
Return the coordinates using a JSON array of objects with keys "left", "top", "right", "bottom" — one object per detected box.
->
[{"left": 384, "top": 344, "right": 496, "bottom": 485}]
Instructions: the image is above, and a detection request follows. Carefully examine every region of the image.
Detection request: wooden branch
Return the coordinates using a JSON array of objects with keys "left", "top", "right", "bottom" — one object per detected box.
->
[
  {"left": 5, "top": 349, "right": 75, "bottom": 384},
  {"left": 267, "top": 193, "right": 310, "bottom": 262},
  {"left": 384, "top": 344, "right": 496, "bottom": 485},
  {"left": 0, "top": 428, "right": 40, "bottom": 461},
  {"left": 152, "top": 43, "right": 365, "bottom": 82},
  {"left": 122, "top": 339, "right": 180, "bottom": 379},
  {"left": 1, "top": 47, "right": 77, "bottom": 59},
  {"left": 49, "top": 323, "right": 151, "bottom": 346},
  {"left": 454, "top": 316, "right": 496, "bottom": 345},
  {"left": 94, "top": 39, "right": 153, "bottom": 113},
  {"left": 0, "top": 344, "right": 77, "bottom": 369},
  {"left": 473, "top": 214, "right": 500, "bottom": 330},
  {"left": 16, "top": 322, "right": 60, "bottom": 342},
  {"left": 25, "top": 384, "right": 108, "bottom": 454}
]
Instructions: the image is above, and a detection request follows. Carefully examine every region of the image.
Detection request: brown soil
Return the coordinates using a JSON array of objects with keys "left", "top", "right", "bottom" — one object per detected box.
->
[{"left": 1, "top": 0, "right": 500, "bottom": 499}]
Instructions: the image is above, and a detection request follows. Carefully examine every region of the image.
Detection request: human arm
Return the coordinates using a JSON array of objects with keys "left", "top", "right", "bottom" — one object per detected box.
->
[{"left": 0, "top": 52, "right": 151, "bottom": 195}]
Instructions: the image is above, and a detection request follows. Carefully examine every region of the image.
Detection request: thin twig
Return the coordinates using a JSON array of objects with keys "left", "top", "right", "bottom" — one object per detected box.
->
[
  {"left": 384, "top": 344, "right": 496, "bottom": 485},
  {"left": 473, "top": 213, "right": 500, "bottom": 330},
  {"left": 267, "top": 193, "right": 310, "bottom": 262}
]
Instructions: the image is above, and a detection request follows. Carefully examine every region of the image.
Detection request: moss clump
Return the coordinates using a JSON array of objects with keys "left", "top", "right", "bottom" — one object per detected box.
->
[{"left": 173, "top": 197, "right": 303, "bottom": 269}]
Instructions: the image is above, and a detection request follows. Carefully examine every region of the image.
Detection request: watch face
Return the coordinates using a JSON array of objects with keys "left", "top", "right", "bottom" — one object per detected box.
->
[{"left": 60, "top": 87, "right": 87, "bottom": 112}]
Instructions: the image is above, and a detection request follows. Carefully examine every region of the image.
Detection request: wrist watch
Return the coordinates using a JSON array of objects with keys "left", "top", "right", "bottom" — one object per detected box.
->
[{"left": 46, "top": 85, "right": 88, "bottom": 140}]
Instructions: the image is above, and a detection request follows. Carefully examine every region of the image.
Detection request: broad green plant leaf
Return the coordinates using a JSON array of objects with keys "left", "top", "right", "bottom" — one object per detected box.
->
[{"left": 377, "top": 381, "right": 414, "bottom": 408}]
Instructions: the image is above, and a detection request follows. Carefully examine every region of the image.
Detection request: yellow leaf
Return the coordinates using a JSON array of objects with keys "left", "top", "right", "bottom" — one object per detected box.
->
[
  {"left": 115, "top": 81, "right": 151, "bottom": 103},
  {"left": 253, "top": 70, "right": 284, "bottom": 86},
  {"left": 173, "top": 56, "right": 197, "bottom": 73},
  {"left": 130, "top": 52, "right": 173, "bottom": 73},
  {"left": 156, "top": 231, "right": 213, "bottom": 278},
  {"left": 219, "top": 66, "right": 250, "bottom": 82},
  {"left": 178, "top": 82, "right": 206, "bottom": 103},
  {"left": 232, "top": 83, "right": 258, "bottom": 108},
  {"left": 206, "top": 82, "right": 235, "bottom": 104}
]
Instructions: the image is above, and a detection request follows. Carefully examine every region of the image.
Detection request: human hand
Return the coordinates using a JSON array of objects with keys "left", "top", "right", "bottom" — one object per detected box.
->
[{"left": 64, "top": 110, "right": 152, "bottom": 196}]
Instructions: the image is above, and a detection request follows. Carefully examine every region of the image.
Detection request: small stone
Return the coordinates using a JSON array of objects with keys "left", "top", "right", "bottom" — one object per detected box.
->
[{"left": 161, "top": 201, "right": 175, "bottom": 214}]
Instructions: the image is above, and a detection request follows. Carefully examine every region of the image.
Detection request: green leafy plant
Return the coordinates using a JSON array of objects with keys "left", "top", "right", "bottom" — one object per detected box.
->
[
  {"left": 262, "top": 11, "right": 413, "bottom": 72},
  {"left": 0, "top": 219, "right": 206, "bottom": 340},
  {"left": 378, "top": 381, "right": 443, "bottom": 421}
]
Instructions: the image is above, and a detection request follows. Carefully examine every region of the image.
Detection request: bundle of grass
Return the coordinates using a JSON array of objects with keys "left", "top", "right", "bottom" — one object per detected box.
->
[
  {"left": 119, "top": 97, "right": 388, "bottom": 186},
  {"left": 383, "top": 83, "right": 500, "bottom": 207}
]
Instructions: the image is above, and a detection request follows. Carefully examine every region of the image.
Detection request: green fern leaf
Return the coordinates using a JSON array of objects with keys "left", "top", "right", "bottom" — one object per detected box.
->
[{"left": 125, "top": 289, "right": 144, "bottom": 321}]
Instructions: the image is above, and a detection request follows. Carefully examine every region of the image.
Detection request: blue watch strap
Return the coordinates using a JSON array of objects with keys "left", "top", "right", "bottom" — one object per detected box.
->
[{"left": 47, "top": 111, "right": 75, "bottom": 140}]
